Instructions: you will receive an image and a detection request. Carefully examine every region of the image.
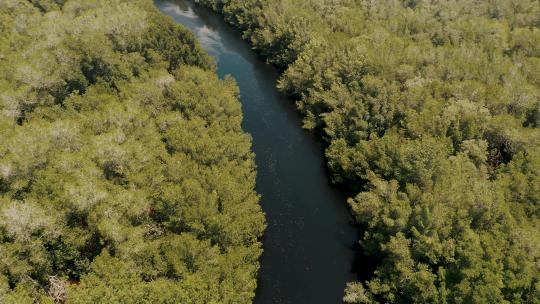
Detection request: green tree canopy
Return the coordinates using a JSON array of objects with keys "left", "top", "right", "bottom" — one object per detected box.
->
[
  {"left": 0, "top": 0, "right": 265, "bottom": 303},
  {"left": 196, "top": 0, "right": 540, "bottom": 302}
]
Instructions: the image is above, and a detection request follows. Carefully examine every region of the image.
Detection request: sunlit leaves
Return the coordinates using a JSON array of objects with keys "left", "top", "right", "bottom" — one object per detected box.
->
[
  {"left": 0, "top": 0, "right": 264, "bottom": 303},
  {"left": 199, "top": 0, "right": 540, "bottom": 302}
]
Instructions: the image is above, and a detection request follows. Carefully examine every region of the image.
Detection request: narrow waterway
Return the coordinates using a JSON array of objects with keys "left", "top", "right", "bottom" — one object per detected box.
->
[{"left": 156, "top": 1, "right": 359, "bottom": 303}]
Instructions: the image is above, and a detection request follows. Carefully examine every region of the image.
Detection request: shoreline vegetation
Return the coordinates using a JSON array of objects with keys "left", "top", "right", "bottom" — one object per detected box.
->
[
  {"left": 0, "top": 0, "right": 265, "bottom": 303},
  {"left": 194, "top": 0, "right": 539, "bottom": 303}
]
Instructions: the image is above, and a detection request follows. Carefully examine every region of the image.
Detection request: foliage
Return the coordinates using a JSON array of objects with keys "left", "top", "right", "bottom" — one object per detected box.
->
[
  {"left": 0, "top": 0, "right": 265, "bottom": 303},
  {"left": 195, "top": 0, "right": 540, "bottom": 303}
]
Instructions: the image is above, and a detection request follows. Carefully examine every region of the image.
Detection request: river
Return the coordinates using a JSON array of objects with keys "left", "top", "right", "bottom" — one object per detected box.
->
[{"left": 155, "top": 1, "right": 359, "bottom": 303}]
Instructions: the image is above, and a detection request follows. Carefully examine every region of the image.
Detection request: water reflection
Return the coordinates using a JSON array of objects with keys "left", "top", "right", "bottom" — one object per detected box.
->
[
  {"left": 160, "top": 1, "right": 196, "bottom": 19},
  {"left": 196, "top": 25, "right": 223, "bottom": 55}
]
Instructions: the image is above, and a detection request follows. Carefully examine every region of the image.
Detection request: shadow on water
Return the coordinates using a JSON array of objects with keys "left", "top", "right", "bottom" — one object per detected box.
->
[{"left": 155, "top": 1, "right": 369, "bottom": 303}]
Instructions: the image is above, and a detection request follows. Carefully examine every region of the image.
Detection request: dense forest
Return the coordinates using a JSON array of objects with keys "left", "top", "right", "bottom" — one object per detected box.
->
[
  {"left": 0, "top": 0, "right": 265, "bottom": 303},
  {"left": 195, "top": 0, "right": 540, "bottom": 303}
]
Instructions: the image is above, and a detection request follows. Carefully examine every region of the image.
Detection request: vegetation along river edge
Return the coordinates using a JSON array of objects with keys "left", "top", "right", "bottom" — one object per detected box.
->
[{"left": 187, "top": 0, "right": 540, "bottom": 303}]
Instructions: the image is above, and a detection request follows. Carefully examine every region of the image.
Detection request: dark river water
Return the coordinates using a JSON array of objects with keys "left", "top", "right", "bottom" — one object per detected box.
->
[{"left": 156, "top": 1, "right": 359, "bottom": 303}]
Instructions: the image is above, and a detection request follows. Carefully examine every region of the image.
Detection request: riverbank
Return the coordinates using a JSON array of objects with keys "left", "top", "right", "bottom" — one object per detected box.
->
[
  {"left": 183, "top": 1, "right": 540, "bottom": 303},
  {"left": 156, "top": 1, "right": 361, "bottom": 303}
]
